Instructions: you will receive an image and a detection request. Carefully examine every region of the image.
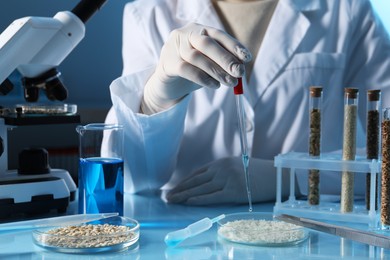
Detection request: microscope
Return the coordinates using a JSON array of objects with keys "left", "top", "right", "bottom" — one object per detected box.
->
[{"left": 0, "top": 0, "right": 107, "bottom": 218}]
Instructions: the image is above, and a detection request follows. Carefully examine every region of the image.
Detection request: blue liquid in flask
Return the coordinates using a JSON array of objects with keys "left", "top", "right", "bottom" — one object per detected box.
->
[{"left": 78, "top": 157, "right": 124, "bottom": 215}]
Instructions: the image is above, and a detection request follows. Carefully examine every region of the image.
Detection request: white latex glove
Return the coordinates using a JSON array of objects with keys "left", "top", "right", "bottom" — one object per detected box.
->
[
  {"left": 142, "top": 23, "right": 252, "bottom": 113},
  {"left": 165, "top": 157, "right": 291, "bottom": 205}
]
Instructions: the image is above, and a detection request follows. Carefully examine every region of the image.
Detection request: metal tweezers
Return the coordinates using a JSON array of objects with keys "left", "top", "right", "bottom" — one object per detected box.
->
[{"left": 275, "top": 214, "right": 390, "bottom": 249}]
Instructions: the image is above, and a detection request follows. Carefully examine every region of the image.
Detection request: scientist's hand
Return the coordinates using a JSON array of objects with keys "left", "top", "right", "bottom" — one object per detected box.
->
[
  {"left": 166, "top": 157, "right": 281, "bottom": 205},
  {"left": 143, "top": 23, "right": 252, "bottom": 112}
]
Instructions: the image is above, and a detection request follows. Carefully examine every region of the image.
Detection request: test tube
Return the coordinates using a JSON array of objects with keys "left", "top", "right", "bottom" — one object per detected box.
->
[
  {"left": 366, "top": 90, "right": 381, "bottom": 210},
  {"left": 341, "top": 88, "right": 358, "bottom": 213},
  {"left": 381, "top": 108, "right": 390, "bottom": 227},
  {"left": 308, "top": 86, "right": 323, "bottom": 205}
]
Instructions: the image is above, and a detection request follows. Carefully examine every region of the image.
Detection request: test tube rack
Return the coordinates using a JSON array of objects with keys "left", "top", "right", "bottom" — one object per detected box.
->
[{"left": 273, "top": 152, "right": 380, "bottom": 227}]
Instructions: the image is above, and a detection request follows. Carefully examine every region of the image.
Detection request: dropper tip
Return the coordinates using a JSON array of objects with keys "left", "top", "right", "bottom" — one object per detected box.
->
[{"left": 212, "top": 214, "right": 226, "bottom": 223}]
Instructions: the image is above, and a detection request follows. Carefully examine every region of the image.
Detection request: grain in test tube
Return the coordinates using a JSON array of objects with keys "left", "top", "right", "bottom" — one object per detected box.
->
[
  {"left": 308, "top": 86, "right": 323, "bottom": 205},
  {"left": 381, "top": 108, "right": 390, "bottom": 227},
  {"left": 341, "top": 88, "right": 358, "bottom": 213},
  {"left": 366, "top": 90, "right": 381, "bottom": 210}
]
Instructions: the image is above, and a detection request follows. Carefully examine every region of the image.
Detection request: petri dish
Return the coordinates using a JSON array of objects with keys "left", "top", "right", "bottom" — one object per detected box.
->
[
  {"left": 217, "top": 212, "right": 309, "bottom": 247},
  {"left": 15, "top": 103, "right": 77, "bottom": 115},
  {"left": 32, "top": 216, "right": 139, "bottom": 254}
]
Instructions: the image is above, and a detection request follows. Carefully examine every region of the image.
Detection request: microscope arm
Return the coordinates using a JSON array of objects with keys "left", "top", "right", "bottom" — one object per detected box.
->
[
  {"left": 0, "top": 11, "right": 84, "bottom": 100},
  {"left": 0, "top": 12, "right": 84, "bottom": 83},
  {"left": 0, "top": 0, "right": 106, "bottom": 101}
]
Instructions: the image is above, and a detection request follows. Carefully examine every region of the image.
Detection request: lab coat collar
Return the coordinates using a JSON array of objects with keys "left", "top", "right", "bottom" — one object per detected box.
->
[
  {"left": 176, "top": 0, "right": 222, "bottom": 28},
  {"left": 175, "top": 0, "right": 323, "bottom": 24},
  {"left": 249, "top": 0, "right": 323, "bottom": 108},
  {"left": 285, "top": 0, "right": 323, "bottom": 12}
]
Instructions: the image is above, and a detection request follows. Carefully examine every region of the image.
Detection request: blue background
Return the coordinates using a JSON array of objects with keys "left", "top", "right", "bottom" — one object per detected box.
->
[{"left": 371, "top": 0, "right": 390, "bottom": 33}]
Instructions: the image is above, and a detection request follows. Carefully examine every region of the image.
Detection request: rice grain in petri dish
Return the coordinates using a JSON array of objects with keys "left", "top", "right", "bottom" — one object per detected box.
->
[{"left": 217, "top": 212, "right": 309, "bottom": 246}]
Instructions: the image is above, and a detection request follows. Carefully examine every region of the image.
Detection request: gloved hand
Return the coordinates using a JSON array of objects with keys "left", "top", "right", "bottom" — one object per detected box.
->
[
  {"left": 165, "top": 157, "right": 289, "bottom": 205},
  {"left": 142, "top": 23, "right": 252, "bottom": 113}
]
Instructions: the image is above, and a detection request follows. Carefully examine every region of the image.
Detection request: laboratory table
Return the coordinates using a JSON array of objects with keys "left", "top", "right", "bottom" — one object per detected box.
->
[{"left": 1, "top": 193, "right": 389, "bottom": 259}]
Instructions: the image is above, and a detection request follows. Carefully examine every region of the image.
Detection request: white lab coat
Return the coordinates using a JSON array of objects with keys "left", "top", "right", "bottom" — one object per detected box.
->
[{"left": 106, "top": 0, "right": 390, "bottom": 197}]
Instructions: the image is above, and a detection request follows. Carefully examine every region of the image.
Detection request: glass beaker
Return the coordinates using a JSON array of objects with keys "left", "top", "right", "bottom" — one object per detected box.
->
[{"left": 76, "top": 123, "right": 124, "bottom": 215}]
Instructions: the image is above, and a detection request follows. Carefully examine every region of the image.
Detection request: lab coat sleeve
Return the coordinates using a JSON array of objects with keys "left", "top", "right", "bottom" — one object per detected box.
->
[
  {"left": 109, "top": 69, "right": 191, "bottom": 194},
  {"left": 121, "top": 2, "right": 167, "bottom": 76}
]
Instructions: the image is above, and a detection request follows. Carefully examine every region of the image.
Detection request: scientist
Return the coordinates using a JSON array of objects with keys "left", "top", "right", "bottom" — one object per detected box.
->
[{"left": 105, "top": 0, "right": 390, "bottom": 205}]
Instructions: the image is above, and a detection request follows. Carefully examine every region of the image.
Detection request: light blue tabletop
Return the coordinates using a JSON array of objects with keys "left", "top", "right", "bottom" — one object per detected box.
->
[{"left": 1, "top": 193, "right": 389, "bottom": 259}]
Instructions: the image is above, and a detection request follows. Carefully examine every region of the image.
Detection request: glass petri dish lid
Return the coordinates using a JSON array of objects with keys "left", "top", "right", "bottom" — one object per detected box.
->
[
  {"left": 32, "top": 216, "right": 139, "bottom": 254},
  {"left": 217, "top": 212, "right": 309, "bottom": 247}
]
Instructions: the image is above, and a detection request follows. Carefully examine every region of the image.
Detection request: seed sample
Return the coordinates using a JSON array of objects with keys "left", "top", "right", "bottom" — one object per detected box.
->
[
  {"left": 34, "top": 224, "right": 137, "bottom": 249},
  {"left": 308, "top": 86, "right": 322, "bottom": 205},
  {"left": 341, "top": 88, "right": 358, "bottom": 213},
  {"left": 218, "top": 219, "right": 307, "bottom": 245},
  {"left": 366, "top": 90, "right": 381, "bottom": 210},
  {"left": 381, "top": 109, "right": 390, "bottom": 226}
]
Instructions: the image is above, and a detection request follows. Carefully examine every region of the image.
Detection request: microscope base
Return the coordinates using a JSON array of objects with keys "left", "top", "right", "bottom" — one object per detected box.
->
[{"left": 0, "top": 169, "right": 77, "bottom": 219}]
